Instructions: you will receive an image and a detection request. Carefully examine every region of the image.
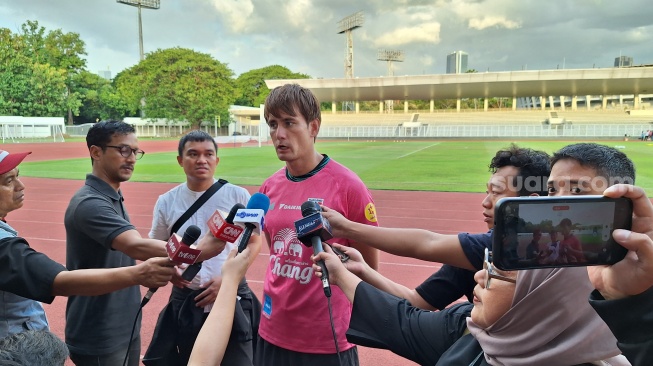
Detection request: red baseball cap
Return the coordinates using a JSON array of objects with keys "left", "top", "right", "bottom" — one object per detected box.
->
[{"left": 0, "top": 150, "right": 32, "bottom": 175}]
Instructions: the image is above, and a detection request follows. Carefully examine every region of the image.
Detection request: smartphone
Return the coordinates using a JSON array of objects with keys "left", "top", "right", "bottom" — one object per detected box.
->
[{"left": 492, "top": 195, "right": 632, "bottom": 270}]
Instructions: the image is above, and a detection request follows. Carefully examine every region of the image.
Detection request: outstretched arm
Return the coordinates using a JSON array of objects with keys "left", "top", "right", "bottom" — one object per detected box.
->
[
  {"left": 188, "top": 247, "right": 252, "bottom": 366},
  {"left": 330, "top": 243, "right": 436, "bottom": 309},
  {"left": 52, "top": 257, "right": 176, "bottom": 296},
  {"left": 322, "top": 206, "right": 474, "bottom": 270}
]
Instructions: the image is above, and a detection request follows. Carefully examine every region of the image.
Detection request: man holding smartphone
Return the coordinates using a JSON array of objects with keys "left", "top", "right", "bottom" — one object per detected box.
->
[
  {"left": 589, "top": 184, "right": 653, "bottom": 365},
  {"left": 544, "top": 143, "right": 649, "bottom": 364},
  {"left": 322, "top": 144, "right": 551, "bottom": 310}
]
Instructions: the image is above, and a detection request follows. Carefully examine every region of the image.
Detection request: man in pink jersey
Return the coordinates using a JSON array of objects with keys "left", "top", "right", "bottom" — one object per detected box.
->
[{"left": 255, "top": 84, "right": 379, "bottom": 365}]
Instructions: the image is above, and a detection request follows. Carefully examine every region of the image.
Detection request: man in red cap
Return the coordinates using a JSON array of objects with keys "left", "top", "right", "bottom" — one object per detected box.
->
[{"left": 0, "top": 149, "right": 177, "bottom": 339}]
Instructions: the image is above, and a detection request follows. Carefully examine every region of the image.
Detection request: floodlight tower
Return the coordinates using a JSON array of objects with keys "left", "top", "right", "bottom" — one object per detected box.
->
[
  {"left": 337, "top": 12, "right": 363, "bottom": 112},
  {"left": 378, "top": 49, "right": 404, "bottom": 112},
  {"left": 337, "top": 11, "right": 364, "bottom": 79},
  {"left": 377, "top": 49, "right": 404, "bottom": 77},
  {"left": 116, "top": 0, "right": 160, "bottom": 61}
]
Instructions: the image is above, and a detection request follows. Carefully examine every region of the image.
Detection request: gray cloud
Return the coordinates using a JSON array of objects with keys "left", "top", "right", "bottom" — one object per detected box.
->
[{"left": 0, "top": 0, "right": 651, "bottom": 79}]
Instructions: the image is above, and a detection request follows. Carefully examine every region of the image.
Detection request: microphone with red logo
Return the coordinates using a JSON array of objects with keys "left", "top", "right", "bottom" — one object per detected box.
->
[
  {"left": 142, "top": 225, "right": 201, "bottom": 306},
  {"left": 207, "top": 203, "right": 245, "bottom": 242},
  {"left": 294, "top": 201, "right": 333, "bottom": 297},
  {"left": 233, "top": 193, "right": 270, "bottom": 253},
  {"left": 182, "top": 204, "right": 246, "bottom": 281}
]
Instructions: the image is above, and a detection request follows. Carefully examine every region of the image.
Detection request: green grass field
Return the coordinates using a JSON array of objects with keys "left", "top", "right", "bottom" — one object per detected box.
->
[{"left": 19, "top": 140, "right": 653, "bottom": 193}]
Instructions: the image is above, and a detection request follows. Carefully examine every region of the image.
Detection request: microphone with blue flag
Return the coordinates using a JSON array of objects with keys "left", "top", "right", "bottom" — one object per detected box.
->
[{"left": 233, "top": 193, "right": 270, "bottom": 253}]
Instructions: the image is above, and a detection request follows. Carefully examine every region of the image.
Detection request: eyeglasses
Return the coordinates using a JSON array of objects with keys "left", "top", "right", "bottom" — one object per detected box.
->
[
  {"left": 105, "top": 145, "right": 145, "bottom": 160},
  {"left": 483, "top": 248, "right": 516, "bottom": 289}
]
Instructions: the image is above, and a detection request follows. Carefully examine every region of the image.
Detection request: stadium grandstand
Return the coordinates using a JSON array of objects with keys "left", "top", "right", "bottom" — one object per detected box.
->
[{"left": 265, "top": 66, "right": 653, "bottom": 139}]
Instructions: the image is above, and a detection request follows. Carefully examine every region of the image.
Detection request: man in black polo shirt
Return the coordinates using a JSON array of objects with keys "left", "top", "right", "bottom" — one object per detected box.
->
[
  {"left": 64, "top": 121, "right": 227, "bottom": 366},
  {"left": 0, "top": 148, "right": 176, "bottom": 340}
]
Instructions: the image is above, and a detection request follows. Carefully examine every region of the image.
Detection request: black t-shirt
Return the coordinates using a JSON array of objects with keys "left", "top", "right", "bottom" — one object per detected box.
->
[
  {"left": 0, "top": 237, "right": 66, "bottom": 303},
  {"left": 415, "top": 231, "right": 492, "bottom": 310}
]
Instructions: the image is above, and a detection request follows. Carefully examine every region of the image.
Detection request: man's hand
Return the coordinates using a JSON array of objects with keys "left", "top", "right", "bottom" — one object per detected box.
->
[
  {"left": 329, "top": 243, "right": 368, "bottom": 278},
  {"left": 589, "top": 184, "right": 653, "bottom": 299},
  {"left": 133, "top": 257, "right": 177, "bottom": 289},
  {"left": 312, "top": 245, "right": 352, "bottom": 288},
  {"left": 321, "top": 205, "right": 353, "bottom": 238},
  {"left": 171, "top": 266, "right": 192, "bottom": 288},
  {"left": 195, "top": 276, "right": 223, "bottom": 308},
  {"left": 195, "top": 231, "right": 227, "bottom": 261},
  {"left": 312, "top": 245, "right": 362, "bottom": 302}
]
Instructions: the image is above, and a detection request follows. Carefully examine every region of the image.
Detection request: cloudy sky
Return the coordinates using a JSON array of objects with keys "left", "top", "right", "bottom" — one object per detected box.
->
[{"left": 1, "top": 0, "right": 652, "bottom": 79}]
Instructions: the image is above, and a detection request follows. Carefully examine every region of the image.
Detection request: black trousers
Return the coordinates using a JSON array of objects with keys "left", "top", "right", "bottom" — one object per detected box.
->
[{"left": 143, "top": 279, "right": 261, "bottom": 366}]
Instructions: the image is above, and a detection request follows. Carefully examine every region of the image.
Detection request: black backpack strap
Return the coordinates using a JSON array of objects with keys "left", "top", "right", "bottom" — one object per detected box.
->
[{"left": 170, "top": 179, "right": 228, "bottom": 236}]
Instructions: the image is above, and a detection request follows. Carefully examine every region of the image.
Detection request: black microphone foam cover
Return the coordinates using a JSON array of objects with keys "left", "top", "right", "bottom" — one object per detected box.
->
[
  {"left": 301, "top": 201, "right": 321, "bottom": 218},
  {"left": 226, "top": 203, "right": 245, "bottom": 224},
  {"left": 182, "top": 225, "right": 201, "bottom": 245}
]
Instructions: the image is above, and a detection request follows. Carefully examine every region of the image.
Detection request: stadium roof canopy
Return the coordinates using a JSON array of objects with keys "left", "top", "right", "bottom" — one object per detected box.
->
[{"left": 265, "top": 66, "right": 653, "bottom": 102}]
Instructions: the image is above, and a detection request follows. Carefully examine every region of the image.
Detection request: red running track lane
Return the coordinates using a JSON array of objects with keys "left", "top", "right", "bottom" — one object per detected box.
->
[
  {"left": 5, "top": 141, "right": 488, "bottom": 365},
  {"left": 11, "top": 177, "right": 486, "bottom": 366}
]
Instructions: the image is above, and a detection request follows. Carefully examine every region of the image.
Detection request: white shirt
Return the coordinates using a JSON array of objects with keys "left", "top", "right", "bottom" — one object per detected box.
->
[{"left": 149, "top": 179, "right": 251, "bottom": 312}]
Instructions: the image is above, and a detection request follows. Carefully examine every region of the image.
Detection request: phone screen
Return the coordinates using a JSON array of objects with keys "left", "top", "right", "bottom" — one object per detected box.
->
[{"left": 492, "top": 196, "right": 632, "bottom": 270}]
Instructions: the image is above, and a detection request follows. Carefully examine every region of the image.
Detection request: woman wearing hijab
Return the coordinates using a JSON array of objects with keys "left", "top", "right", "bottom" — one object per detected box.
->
[{"left": 313, "top": 246, "right": 628, "bottom": 366}]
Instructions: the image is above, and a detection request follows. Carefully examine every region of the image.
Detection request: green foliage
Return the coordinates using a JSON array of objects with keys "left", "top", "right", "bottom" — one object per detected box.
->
[
  {"left": 115, "top": 47, "right": 235, "bottom": 128},
  {"left": 234, "top": 65, "right": 309, "bottom": 107},
  {"left": 73, "top": 71, "right": 128, "bottom": 123},
  {"left": 0, "top": 20, "right": 86, "bottom": 119}
]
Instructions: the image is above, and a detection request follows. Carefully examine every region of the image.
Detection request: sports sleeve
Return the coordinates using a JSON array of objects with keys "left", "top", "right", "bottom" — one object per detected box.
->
[
  {"left": 347, "top": 281, "right": 471, "bottom": 366},
  {"left": 589, "top": 288, "right": 653, "bottom": 366},
  {"left": 0, "top": 237, "right": 66, "bottom": 303},
  {"left": 149, "top": 195, "right": 170, "bottom": 240},
  {"left": 344, "top": 182, "right": 379, "bottom": 227},
  {"left": 72, "top": 196, "right": 135, "bottom": 249},
  {"left": 458, "top": 231, "right": 492, "bottom": 270}
]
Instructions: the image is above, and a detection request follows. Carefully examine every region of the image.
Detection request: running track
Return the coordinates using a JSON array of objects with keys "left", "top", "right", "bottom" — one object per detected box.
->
[{"left": 6, "top": 141, "right": 487, "bottom": 366}]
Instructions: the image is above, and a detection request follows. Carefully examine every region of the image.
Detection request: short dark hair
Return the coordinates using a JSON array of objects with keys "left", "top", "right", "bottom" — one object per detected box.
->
[
  {"left": 0, "top": 330, "right": 69, "bottom": 366},
  {"left": 86, "top": 120, "right": 135, "bottom": 149},
  {"left": 178, "top": 130, "right": 217, "bottom": 157},
  {"left": 551, "top": 143, "right": 635, "bottom": 185},
  {"left": 86, "top": 120, "right": 136, "bottom": 164},
  {"left": 264, "top": 84, "right": 321, "bottom": 126},
  {"left": 489, "top": 144, "right": 551, "bottom": 196}
]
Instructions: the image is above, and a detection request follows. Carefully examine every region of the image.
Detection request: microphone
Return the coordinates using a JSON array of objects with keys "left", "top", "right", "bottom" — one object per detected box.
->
[
  {"left": 142, "top": 225, "right": 201, "bottom": 306},
  {"left": 232, "top": 193, "right": 270, "bottom": 253},
  {"left": 207, "top": 203, "right": 245, "bottom": 242},
  {"left": 294, "top": 201, "right": 333, "bottom": 297}
]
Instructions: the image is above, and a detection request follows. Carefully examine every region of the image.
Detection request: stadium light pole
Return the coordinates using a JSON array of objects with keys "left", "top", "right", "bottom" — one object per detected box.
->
[
  {"left": 116, "top": 0, "right": 160, "bottom": 61},
  {"left": 337, "top": 11, "right": 363, "bottom": 112},
  {"left": 377, "top": 49, "right": 405, "bottom": 113},
  {"left": 117, "top": 0, "right": 160, "bottom": 117}
]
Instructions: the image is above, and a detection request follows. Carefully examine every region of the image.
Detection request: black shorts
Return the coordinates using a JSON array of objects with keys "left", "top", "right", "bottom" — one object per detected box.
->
[{"left": 254, "top": 336, "right": 359, "bottom": 366}]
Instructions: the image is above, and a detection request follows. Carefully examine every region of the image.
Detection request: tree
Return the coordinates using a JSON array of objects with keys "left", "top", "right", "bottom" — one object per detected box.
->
[
  {"left": 73, "top": 71, "right": 128, "bottom": 124},
  {"left": 115, "top": 47, "right": 235, "bottom": 129},
  {"left": 0, "top": 21, "right": 86, "bottom": 120},
  {"left": 234, "top": 65, "right": 309, "bottom": 107},
  {"left": 20, "top": 21, "right": 87, "bottom": 124}
]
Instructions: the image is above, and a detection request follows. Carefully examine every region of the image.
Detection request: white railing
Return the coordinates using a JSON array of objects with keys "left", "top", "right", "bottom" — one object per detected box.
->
[{"left": 318, "top": 123, "right": 652, "bottom": 138}]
